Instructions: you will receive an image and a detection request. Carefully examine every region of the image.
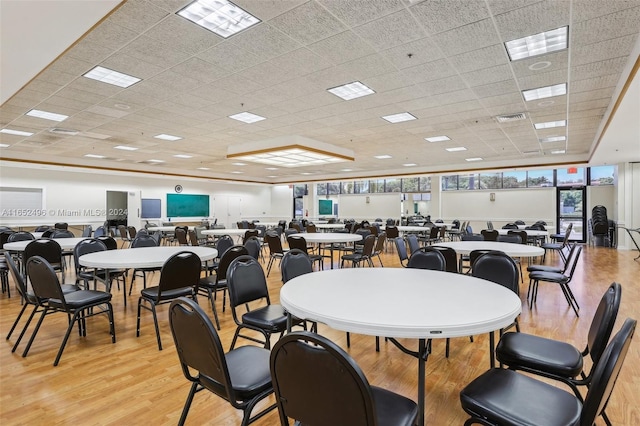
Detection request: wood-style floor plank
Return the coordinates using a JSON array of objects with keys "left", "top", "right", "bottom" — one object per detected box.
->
[{"left": 1, "top": 244, "right": 638, "bottom": 425}]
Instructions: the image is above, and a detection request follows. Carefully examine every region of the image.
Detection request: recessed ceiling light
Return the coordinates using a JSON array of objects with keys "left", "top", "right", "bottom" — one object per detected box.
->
[
  {"left": 229, "top": 145, "right": 351, "bottom": 167},
  {"left": 26, "top": 109, "right": 68, "bottom": 122},
  {"left": 374, "top": 155, "right": 392, "bottom": 159},
  {"left": 425, "top": 135, "right": 450, "bottom": 143},
  {"left": 83, "top": 66, "right": 141, "bottom": 88},
  {"left": 0, "top": 144, "right": 10, "bottom": 148},
  {"left": 539, "top": 136, "right": 566, "bottom": 143},
  {"left": 551, "top": 149, "right": 566, "bottom": 154},
  {"left": 534, "top": 120, "right": 566, "bottom": 129},
  {"left": 465, "top": 157, "right": 483, "bottom": 162},
  {"left": 327, "top": 81, "right": 375, "bottom": 100},
  {"left": 154, "top": 134, "right": 183, "bottom": 141},
  {"left": 522, "top": 83, "right": 566, "bottom": 101},
  {"left": 1, "top": 128, "right": 34, "bottom": 136},
  {"left": 197, "top": 167, "right": 211, "bottom": 170},
  {"left": 267, "top": 175, "right": 278, "bottom": 178},
  {"left": 147, "top": 159, "right": 165, "bottom": 163},
  {"left": 232, "top": 162, "right": 246, "bottom": 166},
  {"left": 403, "top": 163, "right": 417, "bottom": 167},
  {"left": 528, "top": 61, "right": 552, "bottom": 71},
  {"left": 341, "top": 168, "right": 353, "bottom": 172},
  {"left": 381, "top": 112, "right": 417, "bottom": 123},
  {"left": 84, "top": 154, "right": 106, "bottom": 159},
  {"left": 265, "top": 167, "right": 279, "bottom": 170},
  {"left": 446, "top": 147, "right": 467, "bottom": 152},
  {"left": 114, "top": 145, "right": 138, "bottom": 151},
  {"left": 114, "top": 103, "right": 130, "bottom": 110},
  {"left": 231, "top": 171, "right": 244, "bottom": 174},
  {"left": 505, "top": 26, "right": 568, "bottom": 61},
  {"left": 537, "top": 100, "right": 555, "bottom": 107},
  {"left": 174, "top": 154, "right": 193, "bottom": 159},
  {"left": 229, "top": 112, "right": 266, "bottom": 123},
  {"left": 301, "top": 172, "right": 313, "bottom": 175},
  {"left": 177, "top": 0, "right": 261, "bottom": 38}
]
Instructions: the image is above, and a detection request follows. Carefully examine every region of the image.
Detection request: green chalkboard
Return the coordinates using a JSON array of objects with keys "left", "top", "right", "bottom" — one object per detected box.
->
[
  {"left": 167, "top": 194, "right": 210, "bottom": 217},
  {"left": 319, "top": 199, "right": 333, "bottom": 215}
]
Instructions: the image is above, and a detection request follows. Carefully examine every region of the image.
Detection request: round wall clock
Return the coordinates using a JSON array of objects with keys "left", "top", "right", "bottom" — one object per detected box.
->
[{"left": 175, "top": 184, "right": 183, "bottom": 193}]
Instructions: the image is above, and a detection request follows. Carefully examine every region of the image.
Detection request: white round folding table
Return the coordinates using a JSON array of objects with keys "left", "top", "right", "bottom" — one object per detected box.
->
[
  {"left": 290, "top": 232, "right": 362, "bottom": 269},
  {"left": 281, "top": 268, "right": 521, "bottom": 426},
  {"left": 434, "top": 241, "right": 544, "bottom": 257}
]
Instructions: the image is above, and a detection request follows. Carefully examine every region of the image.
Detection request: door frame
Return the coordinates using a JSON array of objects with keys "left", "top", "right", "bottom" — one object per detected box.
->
[{"left": 556, "top": 186, "right": 587, "bottom": 243}]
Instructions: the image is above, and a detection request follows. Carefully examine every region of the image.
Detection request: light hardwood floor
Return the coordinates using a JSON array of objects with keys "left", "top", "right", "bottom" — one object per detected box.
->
[{"left": 1, "top": 244, "right": 638, "bottom": 425}]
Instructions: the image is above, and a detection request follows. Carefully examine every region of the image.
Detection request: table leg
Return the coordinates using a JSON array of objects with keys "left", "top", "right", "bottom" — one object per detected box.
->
[
  {"left": 489, "top": 331, "right": 495, "bottom": 368},
  {"left": 418, "top": 338, "right": 427, "bottom": 426}
]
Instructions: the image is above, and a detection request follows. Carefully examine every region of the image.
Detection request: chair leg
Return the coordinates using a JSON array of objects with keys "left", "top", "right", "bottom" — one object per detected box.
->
[
  {"left": 11, "top": 305, "right": 40, "bottom": 353},
  {"left": 346, "top": 332, "right": 350, "bottom": 348},
  {"left": 54, "top": 311, "right": 81, "bottom": 366},
  {"left": 6, "top": 302, "right": 29, "bottom": 340},
  {"left": 208, "top": 288, "right": 221, "bottom": 330},
  {"left": 177, "top": 382, "right": 199, "bottom": 426},
  {"left": 22, "top": 307, "right": 49, "bottom": 357}
]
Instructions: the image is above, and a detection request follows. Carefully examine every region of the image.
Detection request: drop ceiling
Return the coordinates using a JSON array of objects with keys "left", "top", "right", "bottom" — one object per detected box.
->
[{"left": 1, "top": 0, "right": 639, "bottom": 184}]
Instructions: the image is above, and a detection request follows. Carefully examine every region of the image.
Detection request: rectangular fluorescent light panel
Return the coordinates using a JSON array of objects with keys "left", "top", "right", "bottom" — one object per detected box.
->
[
  {"left": 1, "top": 128, "right": 34, "bottom": 136},
  {"left": 505, "top": 26, "right": 568, "bottom": 61},
  {"left": 539, "top": 136, "right": 566, "bottom": 143},
  {"left": 174, "top": 154, "right": 193, "bottom": 158},
  {"left": 229, "top": 112, "right": 266, "bottom": 123},
  {"left": 230, "top": 147, "right": 350, "bottom": 168},
  {"left": 26, "top": 109, "right": 68, "bottom": 122},
  {"left": 446, "top": 147, "right": 467, "bottom": 152},
  {"left": 523, "top": 83, "right": 566, "bottom": 101},
  {"left": 374, "top": 155, "right": 392, "bottom": 159},
  {"left": 465, "top": 157, "right": 483, "bottom": 162},
  {"left": 403, "top": 163, "right": 417, "bottom": 167},
  {"left": 84, "top": 154, "right": 106, "bottom": 159},
  {"left": 551, "top": 149, "right": 566, "bottom": 154},
  {"left": 327, "top": 81, "right": 375, "bottom": 100},
  {"left": 177, "top": 0, "right": 260, "bottom": 38},
  {"left": 197, "top": 167, "right": 211, "bottom": 170},
  {"left": 382, "top": 112, "right": 417, "bottom": 123},
  {"left": 534, "top": 120, "right": 566, "bottom": 129},
  {"left": 425, "top": 135, "right": 450, "bottom": 142},
  {"left": 154, "top": 134, "right": 183, "bottom": 141},
  {"left": 114, "top": 145, "right": 138, "bottom": 151},
  {"left": 83, "top": 66, "right": 141, "bottom": 88},
  {"left": 0, "top": 144, "right": 10, "bottom": 148},
  {"left": 147, "top": 159, "right": 165, "bottom": 163}
]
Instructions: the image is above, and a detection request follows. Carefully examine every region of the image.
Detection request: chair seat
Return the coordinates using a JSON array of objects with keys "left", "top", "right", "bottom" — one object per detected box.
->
[
  {"left": 460, "top": 368, "right": 581, "bottom": 426},
  {"left": 141, "top": 285, "right": 193, "bottom": 301},
  {"left": 541, "top": 242, "right": 563, "bottom": 250},
  {"left": 526, "top": 265, "right": 563, "bottom": 273},
  {"left": 225, "top": 345, "right": 273, "bottom": 398},
  {"left": 496, "top": 332, "right": 583, "bottom": 378},
  {"left": 198, "top": 275, "right": 227, "bottom": 290},
  {"left": 241, "top": 304, "right": 287, "bottom": 332},
  {"left": 372, "top": 386, "right": 419, "bottom": 426},
  {"left": 48, "top": 289, "right": 112, "bottom": 309},
  {"left": 528, "top": 270, "right": 568, "bottom": 282}
]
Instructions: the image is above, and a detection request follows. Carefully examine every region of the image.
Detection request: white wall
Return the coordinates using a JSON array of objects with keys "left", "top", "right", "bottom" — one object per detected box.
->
[
  {"left": 0, "top": 162, "right": 281, "bottom": 230},
  {"left": 338, "top": 193, "right": 401, "bottom": 220}
]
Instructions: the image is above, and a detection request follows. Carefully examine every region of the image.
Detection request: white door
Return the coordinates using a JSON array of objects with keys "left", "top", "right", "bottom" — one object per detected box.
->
[
  {"left": 127, "top": 190, "right": 142, "bottom": 230},
  {"left": 213, "top": 195, "right": 242, "bottom": 228}
]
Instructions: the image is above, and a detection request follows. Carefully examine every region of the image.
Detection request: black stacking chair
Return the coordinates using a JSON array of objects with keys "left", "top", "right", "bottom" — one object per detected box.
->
[
  {"left": 460, "top": 318, "right": 636, "bottom": 426},
  {"left": 407, "top": 247, "right": 446, "bottom": 271},
  {"left": 24, "top": 239, "right": 65, "bottom": 280},
  {"left": 394, "top": 237, "right": 410, "bottom": 267},
  {"left": 136, "top": 251, "right": 201, "bottom": 350},
  {"left": 129, "top": 234, "right": 159, "bottom": 295},
  {"left": 280, "top": 248, "right": 313, "bottom": 284},
  {"left": 270, "top": 331, "right": 418, "bottom": 426},
  {"left": 431, "top": 246, "right": 459, "bottom": 273},
  {"left": 168, "top": 298, "right": 276, "bottom": 426},
  {"left": 265, "top": 231, "right": 288, "bottom": 277},
  {"left": 23, "top": 256, "right": 114, "bottom": 366},
  {"left": 480, "top": 229, "right": 498, "bottom": 241},
  {"left": 496, "top": 282, "right": 622, "bottom": 425},
  {"left": 287, "top": 234, "right": 323, "bottom": 270}
]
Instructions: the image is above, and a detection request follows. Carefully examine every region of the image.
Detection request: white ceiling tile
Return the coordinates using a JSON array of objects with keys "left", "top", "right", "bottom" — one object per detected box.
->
[
  {"left": 402, "top": 58, "right": 457, "bottom": 84},
  {"left": 379, "top": 37, "right": 444, "bottom": 69},
  {"left": 462, "top": 64, "right": 513, "bottom": 87},
  {"left": 448, "top": 44, "right": 509, "bottom": 73},
  {"left": 572, "top": 6, "right": 640, "bottom": 46},
  {"left": 119, "top": 35, "right": 191, "bottom": 68},
  {"left": 569, "top": 87, "right": 615, "bottom": 103},
  {"left": 493, "top": 0, "right": 570, "bottom": 41},
  {"left": 432, "top": 18, "right": 500, "bottom": 56},
  {"left": 169, "top": 58, "right": 231, "bottom": 83},
  {"left": 307, "top": 31, "right": 376, "bottom": 65},
  {"left": 487, "top": 0, "right": 544, "bottom": 16},
  {"left": 269, "top": 1, "right": 347, "bottom": 45},
  {"left": 144, "top": 14, "right": 223, "bottom": 55},
  {"left": 234, "top": 0, "right": 308, "bottom": 21},
  {"left": 571, "top": 34, "right": 639, "bottom": 66},
  {"left": 100, "top": 53, "right": 164, "bottom": 79},
  {"left": 472, "top": 79, "right": 520, "bottom": 98},
  {"left": 570, "top": 57, "right": 627, "bottom": 81},
  {"left": 409, "top": 0, "right": 490, "bottom": 34},
  {"left": 318, "top": 0, "right": 405, "bottom": 27},
  {"left": 352, "top": 9, "right": 426, "bottom": 51},
  {"left": 197, "top": 41, "right": 264, "bottom": 73},
  {"left": 571, "top": 0, "right": 640, "bottom": 22},
  {"left": 418, "top": 75, "right": 469, "bottom": 96},
  {"left": 518, "top": 69, "right": 567, "bottom": 90},
  {"left": 571, "top": 74, "right": 621, "bottom": 93},
  {"left": 230, "top": 23, "right": 302, "bottom": 62},
  {"left": 511, "top": 50, "right": 568, "bottom": 78}
]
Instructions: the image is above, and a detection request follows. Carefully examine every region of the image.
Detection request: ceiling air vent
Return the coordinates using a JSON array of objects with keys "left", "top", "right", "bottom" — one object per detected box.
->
[
  {"left": 495, "top": 113, "right": 527, "bottom": 123},
  {"left": 49, "top": 128, "right": 79, "bottom": 136}
]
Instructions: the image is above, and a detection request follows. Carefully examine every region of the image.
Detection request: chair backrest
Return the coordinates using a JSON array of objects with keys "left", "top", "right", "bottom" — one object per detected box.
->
[
  {"left": 266, "top": 232, "right": 285, "bottom": 255},
  {"left": 514, "top": 220, "right": 526, "bottom": 225},
  {"left": 461, "top": 233, "right": 483, "bottom": 241},
  {"left": 24, "top": 239, "right": 63, "bottom": 265},
  {"left": 168, "top": 297, "right": 236, "bottom": 400},
  {"left": 502, "top": 223, "right": 518, "bottom": 229},
  {"left": 306, "top": 224, "right": 317, "bottom": 233},
  {"left": 496, "top": 234, "right": 521, "bottom": 244},
  {"left": 586, "top": 283, "right": 622, "bottom": 367},
  {"left": 7, "top": 231, "right": 35, "bottom": 242},
  {"left": 360, "top": 234, "right": 376, "bottom": 256},
  {"left": 5, "top": 252, "right": 27, "bottom": 299},
  {"left": 373, "top": 232, "right": 386, "bottom": 254},
  {"left": 507, "top": 230, "right": 528, "bottom": 244},
  {"left": 73, "top": 238, "right": 107, "bottom": 273},
  {"left": 157, "top": 251, "right": 202, "bottom": 298},
  {"left": 405, "top": 234, "right": 420, "bottom": 255},
  {"left": 561, "top": 222, "right": 574, "bottom": 247},
  {"left": 394, "top": 237, "right": 409, "bottom": 266},
  {"left": 93, "top": 226, "right": 106, "bottom": 237},
  {"left": 215, "top": 235, "right": 234, "bottom": 257},
  {"left": 131, "top": 234, "right": 158, "bottom": 248},
  {"left": 216, "top": 245, "right": 249, "bottom": 282},
  {"left": 452, "top": 219, "right": 460, "bottom": 229},
  {"left": 407, "top": 247, "right": 446, "bottom": 271},
  {"left": 486, "top": 221, "right": 494, "bottom": 230},
  {"left": 27, "top": 256, "right": 65, "bottom": 305},
  {"left": 0, "top": 230, "right": 13, "bottom": 248},
  {"left": 281, "top": 249, "right": 313, "bottom": 283},
  {"left": 428, "top": 226, "right": 440, "bottom": 239},
  {"left": 270, "top": 331, "right": 378, "bottom": 426},
  {"left": 481, "top": 229, "right": 498, "bottom": 241},
  {"left": 118, "top": 225, "right": 128, "bottom": 239},
  {"left": 34, "top": 225, "right": 51, "bottom": 232},
  {"left": 188, "top": 229, "right": 199, "bottom": 246},
  {"left": 227, "top": 255, "right": 270, "bottom": 307},
  {"left": 96, "top": 236, "right": 118, "bottom": 250},
  {"left": 564, "top": 244, "right": 583, "bottom": 280},
  {"left": 51, "top": 229, "right": 74, "bottom": 238},
  {"left": 175, "top": 228, "right": 189, "bottom": 245},
  {"left": 244, "top": 236, "right": 261, "bottom": 260},
  {"left": 41, "top": 229, "right": 55, "bottom": 238},
  {"left": 471, "top": 251, "right": 519, "bottom": 295},
  {"left": 243, "top": 229, "right": 259, "bottom": 244},
  {"left": 385, "top": 226, "right": 399, "bottom": 239},
  {"left": 81, "top": 225, "right": 93, "bottom": 237},
  {"left": 287, "top": 235, "right": 309, "bottom": 254},
  {"left": 127, "top": 226, "right": 137, "bottom": 239},
  {"left": 431, "top": 246, "right": 459, "bottom": 273},
  {"left": 54, "top": 222, "right": 68, "bottom": 230},
  {"left": 580, "top": 318, "right": 636, "bottom": 426}
]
